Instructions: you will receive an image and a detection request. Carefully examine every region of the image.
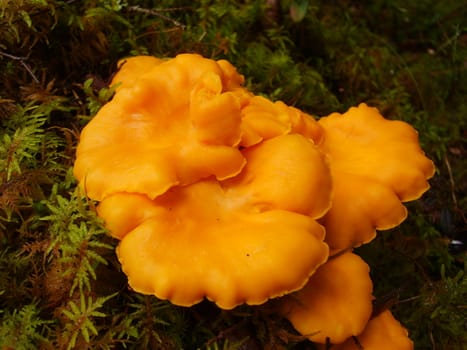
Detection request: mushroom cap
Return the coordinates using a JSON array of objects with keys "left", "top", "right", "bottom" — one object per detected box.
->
[
  {"left": 223, "top": 133, "right": 332, "bottom": 218},
  {"left": 74, "top": 54, "right": 248, "bottom": 201},
  {"left": 240, "top": 95, "right": 323, "bottom": 147},
  {"left": 328, "top": 310, "right": 414, "bottom": 350},
  {"left": 317, "top": 103, "right": 435, "bottom": 254},
  {"left": 97, "top": 134, "right": 332, "bottom": 309},
  {"left": 280, "top": 252, "right": 373, "bottom": 344},
  {"left": 111, "top": 55, "right": 163, "bottom": 92}
]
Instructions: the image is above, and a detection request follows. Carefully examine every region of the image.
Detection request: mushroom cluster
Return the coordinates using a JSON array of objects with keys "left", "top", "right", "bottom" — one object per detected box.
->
[{"left": 74, "top": 54, "right": 435, "bottom": 347}]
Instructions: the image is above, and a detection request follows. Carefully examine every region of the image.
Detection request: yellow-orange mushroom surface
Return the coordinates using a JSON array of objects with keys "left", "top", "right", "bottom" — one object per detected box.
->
[
  {"left": 73, "top": 54, "right": 435, "bottom": 328},
  {"left": 328, "top": 310, "right": 414, "bottom": 350},
  {"left": 98, "top": 134, "right": 332, "bottom": 309},
  {"left": 74, "top": 54, "right": 248, "bottom": 201},
  {"left": 280, "top": 252, "right": 373, "bottom": 344},
  {"left": 317, "top": 103, "right": 435, "bottom": 254},
  {"left": 239, "top": 95, "right": 323, "bottom": 147}
]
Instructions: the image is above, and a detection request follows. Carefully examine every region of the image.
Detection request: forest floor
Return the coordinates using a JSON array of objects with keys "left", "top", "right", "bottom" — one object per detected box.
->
[{"left": 0, "top": 1, "right": 466, "bottom": 349}]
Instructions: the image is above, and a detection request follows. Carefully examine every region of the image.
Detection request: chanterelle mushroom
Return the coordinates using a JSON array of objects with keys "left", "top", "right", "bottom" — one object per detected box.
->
[
  {"left": 326, "top": 309, "right": 414, "bottom": 350},
  {"left": 97, "top": 134, "right": 332, "bottom": 309},
  {"left": 73, "top": 55, "right": 434, "bottom": 338},
  {"left": 317, "top": 103, "right": 435, "bottom": 254},
  {"left": 279, "top": 252, "right": 374, "bottom": 344}
]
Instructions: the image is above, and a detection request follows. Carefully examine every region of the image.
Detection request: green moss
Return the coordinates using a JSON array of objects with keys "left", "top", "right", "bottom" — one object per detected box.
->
[{"left": 1, "top": 0, "right": 465, "bottom": 349}]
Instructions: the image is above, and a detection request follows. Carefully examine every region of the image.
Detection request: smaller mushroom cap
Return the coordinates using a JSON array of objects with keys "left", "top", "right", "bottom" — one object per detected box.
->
[
  {"left": 224, "top": 133, "right": 332, "bottom": 218},
  {"left": 240, "top": 95, "right": 323, "bottom": 147},
  {"left": 280, "top": 252, "right": 373, "bottom": 344},
  {"left": 317, "top": 103, "right": 435, "bottom": 254},
  {"left": 98, "top": 134, "right": 332, "bottom": 309},
  {"left": 327, "top": 310, "right": 414, "bottom": 350},
  {"left": 215, "top": 59, "right": 246, "bottom": 90}
]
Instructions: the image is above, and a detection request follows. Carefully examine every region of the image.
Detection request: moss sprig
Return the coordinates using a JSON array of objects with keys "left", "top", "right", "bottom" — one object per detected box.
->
[{"left": 0, "top": 303, "right": 52, "bottom": 350}]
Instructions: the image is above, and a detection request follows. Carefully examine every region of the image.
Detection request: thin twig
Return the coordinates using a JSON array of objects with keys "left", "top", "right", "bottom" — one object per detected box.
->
[
  {"left": 444, "top": 155, "right": 458, "bottom": 208},
  {"left": 134, "top": 27, "right": 182, "bottom": 40},
  {"left": 127, "top": 5, "right": 186, "bottom": 29},
  {"left": 398, "top": 295, "right": 422, "bottom": 304},
  {"left": 0, "top": 50, "right": 39, "bottom": 83},
  {"left": 429, "top": 329, "right": 436, "bottom": 350},
  {"left": 0, "top": 50, "right": 28, "bottom": 60},
  {"left": 18, "top": 60, "right": 40, "bottom": 84}
]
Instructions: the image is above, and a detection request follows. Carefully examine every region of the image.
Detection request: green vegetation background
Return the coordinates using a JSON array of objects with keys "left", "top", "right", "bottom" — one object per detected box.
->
[{"left": 0, "top": 0, "right": 465, "bottom": 349}]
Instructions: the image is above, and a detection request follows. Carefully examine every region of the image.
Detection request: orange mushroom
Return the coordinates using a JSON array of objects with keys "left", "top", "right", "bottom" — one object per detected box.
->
[
  {"left": 317, "top": 103, "right": 435, "bottom": 254},
  {"left": 73, "top": 54, "right": 435, "bottom": 328},
  {"left": 74, "top": 54, "right": 249, "bottom": 201},
  {"left": 279, "top": 252, "right": 373, "bottom": 344},
  {"left": 327, "top": 309, "right": 414, "bottom": 350},
  {"left": 110, "top": 55, "right": 163, "bottom": 92},
  {"left": 97, "top": 134, "right": 332, "bottom": 309},
  {"left": 239, "top": 95, "right": 324, "bottom": 147}
]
